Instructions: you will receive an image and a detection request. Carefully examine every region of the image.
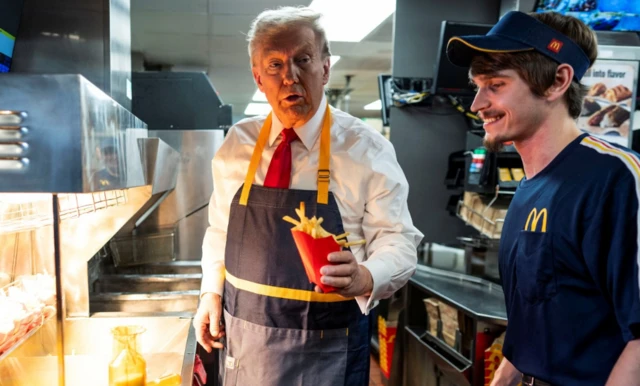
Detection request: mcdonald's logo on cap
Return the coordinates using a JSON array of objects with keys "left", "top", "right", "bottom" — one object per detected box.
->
[
  {"left": 524, "top": 208, "right": 548, "bottom": 232},
  {"left": 547, "top": 39, "right": 563, "bottom": 54}
]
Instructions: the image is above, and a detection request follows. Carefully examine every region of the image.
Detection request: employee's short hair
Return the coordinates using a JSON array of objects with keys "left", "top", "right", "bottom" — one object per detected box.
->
[
  {"left": 246, "top": 6, "right": 331, "bottom": 66},
  {"left": 470, "top": 12, "right": 598, "bottom": 119}
]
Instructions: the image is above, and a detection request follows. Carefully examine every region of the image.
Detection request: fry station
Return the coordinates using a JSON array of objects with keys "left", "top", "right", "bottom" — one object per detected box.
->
[
  {"left": 0, "top": 1, "right": 228, "bottom": 385},
  {"left": 2, "top": 0, "right": 640, "bottom": 386}
]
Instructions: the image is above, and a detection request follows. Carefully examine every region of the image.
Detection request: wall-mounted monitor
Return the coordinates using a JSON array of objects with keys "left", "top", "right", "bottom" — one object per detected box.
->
[
  {"left": 432, "top": 21, "right": 493, "bottom": 96},
  {"left": 534, "top": 0, "right": 640, "bottom": 31},
  {"left": 377, "top": 74, "right": 393, "bottom": 127},
  {"left": 0, "top": 0, "right": 24, "bottom": 73}
]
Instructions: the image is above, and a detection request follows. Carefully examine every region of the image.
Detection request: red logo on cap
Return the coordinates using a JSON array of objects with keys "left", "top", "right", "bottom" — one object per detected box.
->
[{"left": 547, "top": 39, "right": 563, "bottom": 53}]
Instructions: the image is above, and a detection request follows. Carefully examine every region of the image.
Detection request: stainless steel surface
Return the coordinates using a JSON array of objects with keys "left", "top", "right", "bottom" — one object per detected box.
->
[
  {"left": 121, "top": 137, "right": 182, "bottom": 241},
  {"left": 108, "top": 261, "right": 203, "bottom": 275},
  {"left": 12, "top": 0, "right": 133, "bottom": 110},
  {"left": 0, "top": 160, "right": 26, "bottom": 171},
  {"left": 110, "top": 226, "right": 177, "bottom": 267},
  {"left": 143, "top": 137, "right": 182, "bottom": 195},
  {"left": 0, "top": 190, "right": 180, "bottom": 319},
  {"left": 412, "top": 265, "right": 507, "bottom": 325},
  {"left": 176, "top": 207, "right": 209, "bottom": 262},
  {"left": 0, "top": 74, "right": 147, "bottom": 192},
  {"left": 0, "top": 111, "right": 27, "bottom": 125},
  {"left": 0, "top": 129, "right": 27, "bottom": 141},
  {"left": 146, "top": 130, "right": 222, "bottom": 223},
  {"left": 134, "top": 190, "right": 171, "bottom": 228},
  {"left": 405, "top": 327, "right": 471, "bottom": 386},
  {"left": 52, "top": 195, "right": 66, "bottom": 386},
  {"left": 0, "top": 316, "right": 195, "bottom": 386},
  {"left": 181, "top": 321, "right": 198, "bottom": 386},
  {"left": 404, "top": 330, "right": 438, "bottom": 386},
  {"left": 0, "top": 111, "right": 28, "bottom": 142},
  {"left": 94, "top": 274, "right": 201, "bottom": 293},
  {"left": 0, "top": 71, "right": 191, "bottom": 386},
  {"left": 90, "top": 291, "right": 199, "bottom": 314},
  {"left": 0, "top": 143, "right": 27, "bottom": 156},
  {"left": 137, "top": 130, "right": 224, "bottom": 261},
  {"left": 90, "top": 260, "right": 201, "bottom": 314}
]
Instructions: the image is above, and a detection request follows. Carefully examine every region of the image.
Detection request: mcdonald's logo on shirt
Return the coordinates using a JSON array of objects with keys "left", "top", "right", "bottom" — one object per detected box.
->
[
  {"left": 547, "top": 39, "right": 563, "bottom": 54},
  {"left": 524, "top": 208, "right": 548, "bottom": 232}
]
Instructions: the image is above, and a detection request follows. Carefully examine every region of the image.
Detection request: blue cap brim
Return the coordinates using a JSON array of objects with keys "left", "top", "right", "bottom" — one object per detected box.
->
[
  {"left": 447, "top": 35, "right": 534, "bottom": 67},
  {"left": 445, "top": 11, "right": 592, "bottom": 81}
]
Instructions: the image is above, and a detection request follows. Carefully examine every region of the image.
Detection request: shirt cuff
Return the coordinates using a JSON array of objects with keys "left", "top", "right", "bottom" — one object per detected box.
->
[
  {"left": 355, "top": 258, "right": 391, "bottom": 314},
  {"left": 200, "top": 268, "right": 225, "bottom": 298}
]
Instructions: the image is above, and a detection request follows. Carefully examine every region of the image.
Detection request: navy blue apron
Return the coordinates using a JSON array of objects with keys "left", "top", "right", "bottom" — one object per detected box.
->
[{"left": 220, "top": 106, "right": 370, "bottom": 385}]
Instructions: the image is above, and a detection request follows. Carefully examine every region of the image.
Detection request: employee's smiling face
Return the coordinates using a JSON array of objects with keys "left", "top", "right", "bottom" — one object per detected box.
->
[
  {"left": 251, "top": 25, "right": 330, "bottom": 128},
  {"left": 470, "top": 69, "right": 548, "bottom": 152}
]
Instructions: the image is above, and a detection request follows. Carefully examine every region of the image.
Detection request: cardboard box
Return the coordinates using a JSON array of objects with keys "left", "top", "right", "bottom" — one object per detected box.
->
[
  {"left": 459, "top": 192, "right": 508, "bottom": 239},
  {"left": 423, "top": 298, "right": 461, "bottom": 348}
]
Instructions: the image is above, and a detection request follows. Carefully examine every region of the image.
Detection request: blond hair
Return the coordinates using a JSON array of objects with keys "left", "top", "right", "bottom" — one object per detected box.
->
[{"left": 247, "top": 6, "right": 331, "bottom": 65}]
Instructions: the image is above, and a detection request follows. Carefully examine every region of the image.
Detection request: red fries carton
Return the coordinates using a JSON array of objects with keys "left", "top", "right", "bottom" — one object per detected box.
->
[{"left": 291, "top": 230, "right": 341, "bottom": 293}]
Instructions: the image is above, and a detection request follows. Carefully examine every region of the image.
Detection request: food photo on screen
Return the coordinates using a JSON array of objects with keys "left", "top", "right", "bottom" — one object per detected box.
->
[{"left": 535, "top": 0, "right": 640, "bottom": 31}]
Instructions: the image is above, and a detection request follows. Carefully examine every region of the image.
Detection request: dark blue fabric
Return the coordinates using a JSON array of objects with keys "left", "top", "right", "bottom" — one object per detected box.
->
[
  {"left": 499, "top": 134, "right": 640, "bottom": 385},
  {"left": 223, "top": 184, "right": 370, "bottom": 385},
  {"left": 224, "top": 184, "right": 362, "bottom": 329},
  {"left": 345, "top": 314, "right": 370, "bottom": 385},
  {"left": 447, "top": 11, "right": 591, "bottom": 80}
]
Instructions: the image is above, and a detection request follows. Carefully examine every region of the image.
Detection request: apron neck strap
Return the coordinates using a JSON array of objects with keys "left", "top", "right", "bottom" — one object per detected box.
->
[{"left": 239, "top": 104, "right": 332, "bottom": 206}]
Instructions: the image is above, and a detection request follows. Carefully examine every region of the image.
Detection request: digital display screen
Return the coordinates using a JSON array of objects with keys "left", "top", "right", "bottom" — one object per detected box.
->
[
  {"left": 534, "top": 0, "right": 640, "bottom": 31},
  {"left": 0, "top": 0, "right": 24, "bottom": 73},
  {"left": 0, "top": 28, "right": 16, "bottom": 73},
  {"left": 432, "top": 21, "right": 493, "bottom": 96}
]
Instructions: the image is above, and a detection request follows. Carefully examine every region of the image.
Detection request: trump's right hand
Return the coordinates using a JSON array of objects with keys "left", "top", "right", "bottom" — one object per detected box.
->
[{"left": 193, "top": 292, "right": 225, "bottom": 352}]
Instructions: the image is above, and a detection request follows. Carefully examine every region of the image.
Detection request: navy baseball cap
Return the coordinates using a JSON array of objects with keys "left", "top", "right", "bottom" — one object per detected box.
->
[{"left": 446, "top": 11, "right": 591, "bottom": 81}]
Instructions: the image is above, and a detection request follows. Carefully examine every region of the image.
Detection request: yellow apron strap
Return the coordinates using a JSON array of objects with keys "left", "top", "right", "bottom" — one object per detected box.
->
[
  {"left": 239, "top": 113, "right": 273, "bottom": 206},
  {"left": 317, "top": 104, "right": 332, "bottom": 205},
  {"left": 239, "top": 105, "right": 332, "bottom": 206}
]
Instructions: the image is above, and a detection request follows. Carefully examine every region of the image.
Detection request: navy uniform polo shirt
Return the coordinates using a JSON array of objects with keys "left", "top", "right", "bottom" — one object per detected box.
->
[{"left": 499, "top": 133, "right": 640, "bottom": 385}]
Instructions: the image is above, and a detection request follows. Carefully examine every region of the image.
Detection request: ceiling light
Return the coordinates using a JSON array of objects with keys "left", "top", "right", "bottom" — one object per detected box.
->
[
  {"left": 309, "top": 0, "right": 395, "bottom": 42},
  {"left": 252, "top": 90, "right": 268, "bottom": 102},
  {"left": 244, "top": 103, "right": 272, "bottom": 116},
  {"left": 364, "top": 100, "right": 382, "bottom": 110}
]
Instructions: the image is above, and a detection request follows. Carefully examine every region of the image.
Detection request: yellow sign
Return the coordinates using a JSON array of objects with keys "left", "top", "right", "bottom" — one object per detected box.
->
[{"left": 524, "top": 208, "right": 548, "bottom": 232}]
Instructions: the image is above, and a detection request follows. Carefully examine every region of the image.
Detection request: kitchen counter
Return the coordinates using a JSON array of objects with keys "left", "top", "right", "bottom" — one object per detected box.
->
[{"left": 410, "top": 265, "right": 507, "bottom": 325}]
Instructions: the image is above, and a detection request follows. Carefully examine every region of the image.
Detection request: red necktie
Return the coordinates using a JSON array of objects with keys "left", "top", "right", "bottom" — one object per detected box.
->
[{"left": 264, "top": 128, "right": 298, "bottom": 188}]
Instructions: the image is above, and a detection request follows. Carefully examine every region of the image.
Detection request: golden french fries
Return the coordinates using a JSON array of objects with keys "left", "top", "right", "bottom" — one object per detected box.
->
[{"left": 283, "top": 202, "right": 366, "bottom": 248}]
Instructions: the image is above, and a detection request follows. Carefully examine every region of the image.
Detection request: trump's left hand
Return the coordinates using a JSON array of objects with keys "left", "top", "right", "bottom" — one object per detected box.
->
[{"left": 316, "top": 251, "right": 373, "bottom": 297}]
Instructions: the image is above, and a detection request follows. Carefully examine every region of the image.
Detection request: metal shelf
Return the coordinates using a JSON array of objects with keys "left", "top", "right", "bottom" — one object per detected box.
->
[
  {"left": 0, "top": 190, "right": 128, "bottom": 234},
  {"left": 405, "top": 326, "right": 472, "bottom": 373},
  {"left": 0, "top": 277, "right": 56, "bottom": 361}
]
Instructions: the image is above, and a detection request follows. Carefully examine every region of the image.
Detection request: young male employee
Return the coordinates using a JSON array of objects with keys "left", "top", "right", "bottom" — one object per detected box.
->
[{"left": 447, "top": 11, "right": 640, "bottom": 386}]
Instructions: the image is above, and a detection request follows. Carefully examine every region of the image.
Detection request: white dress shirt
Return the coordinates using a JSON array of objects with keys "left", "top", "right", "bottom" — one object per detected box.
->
[{"left": 201, "top": 95, "right": 424, "bottom": 314}]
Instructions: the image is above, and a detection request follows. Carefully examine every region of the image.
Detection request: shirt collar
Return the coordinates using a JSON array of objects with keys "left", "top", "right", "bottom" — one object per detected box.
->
[{"left": 268, "top": 94, "right": 328, "bottom": 151}]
